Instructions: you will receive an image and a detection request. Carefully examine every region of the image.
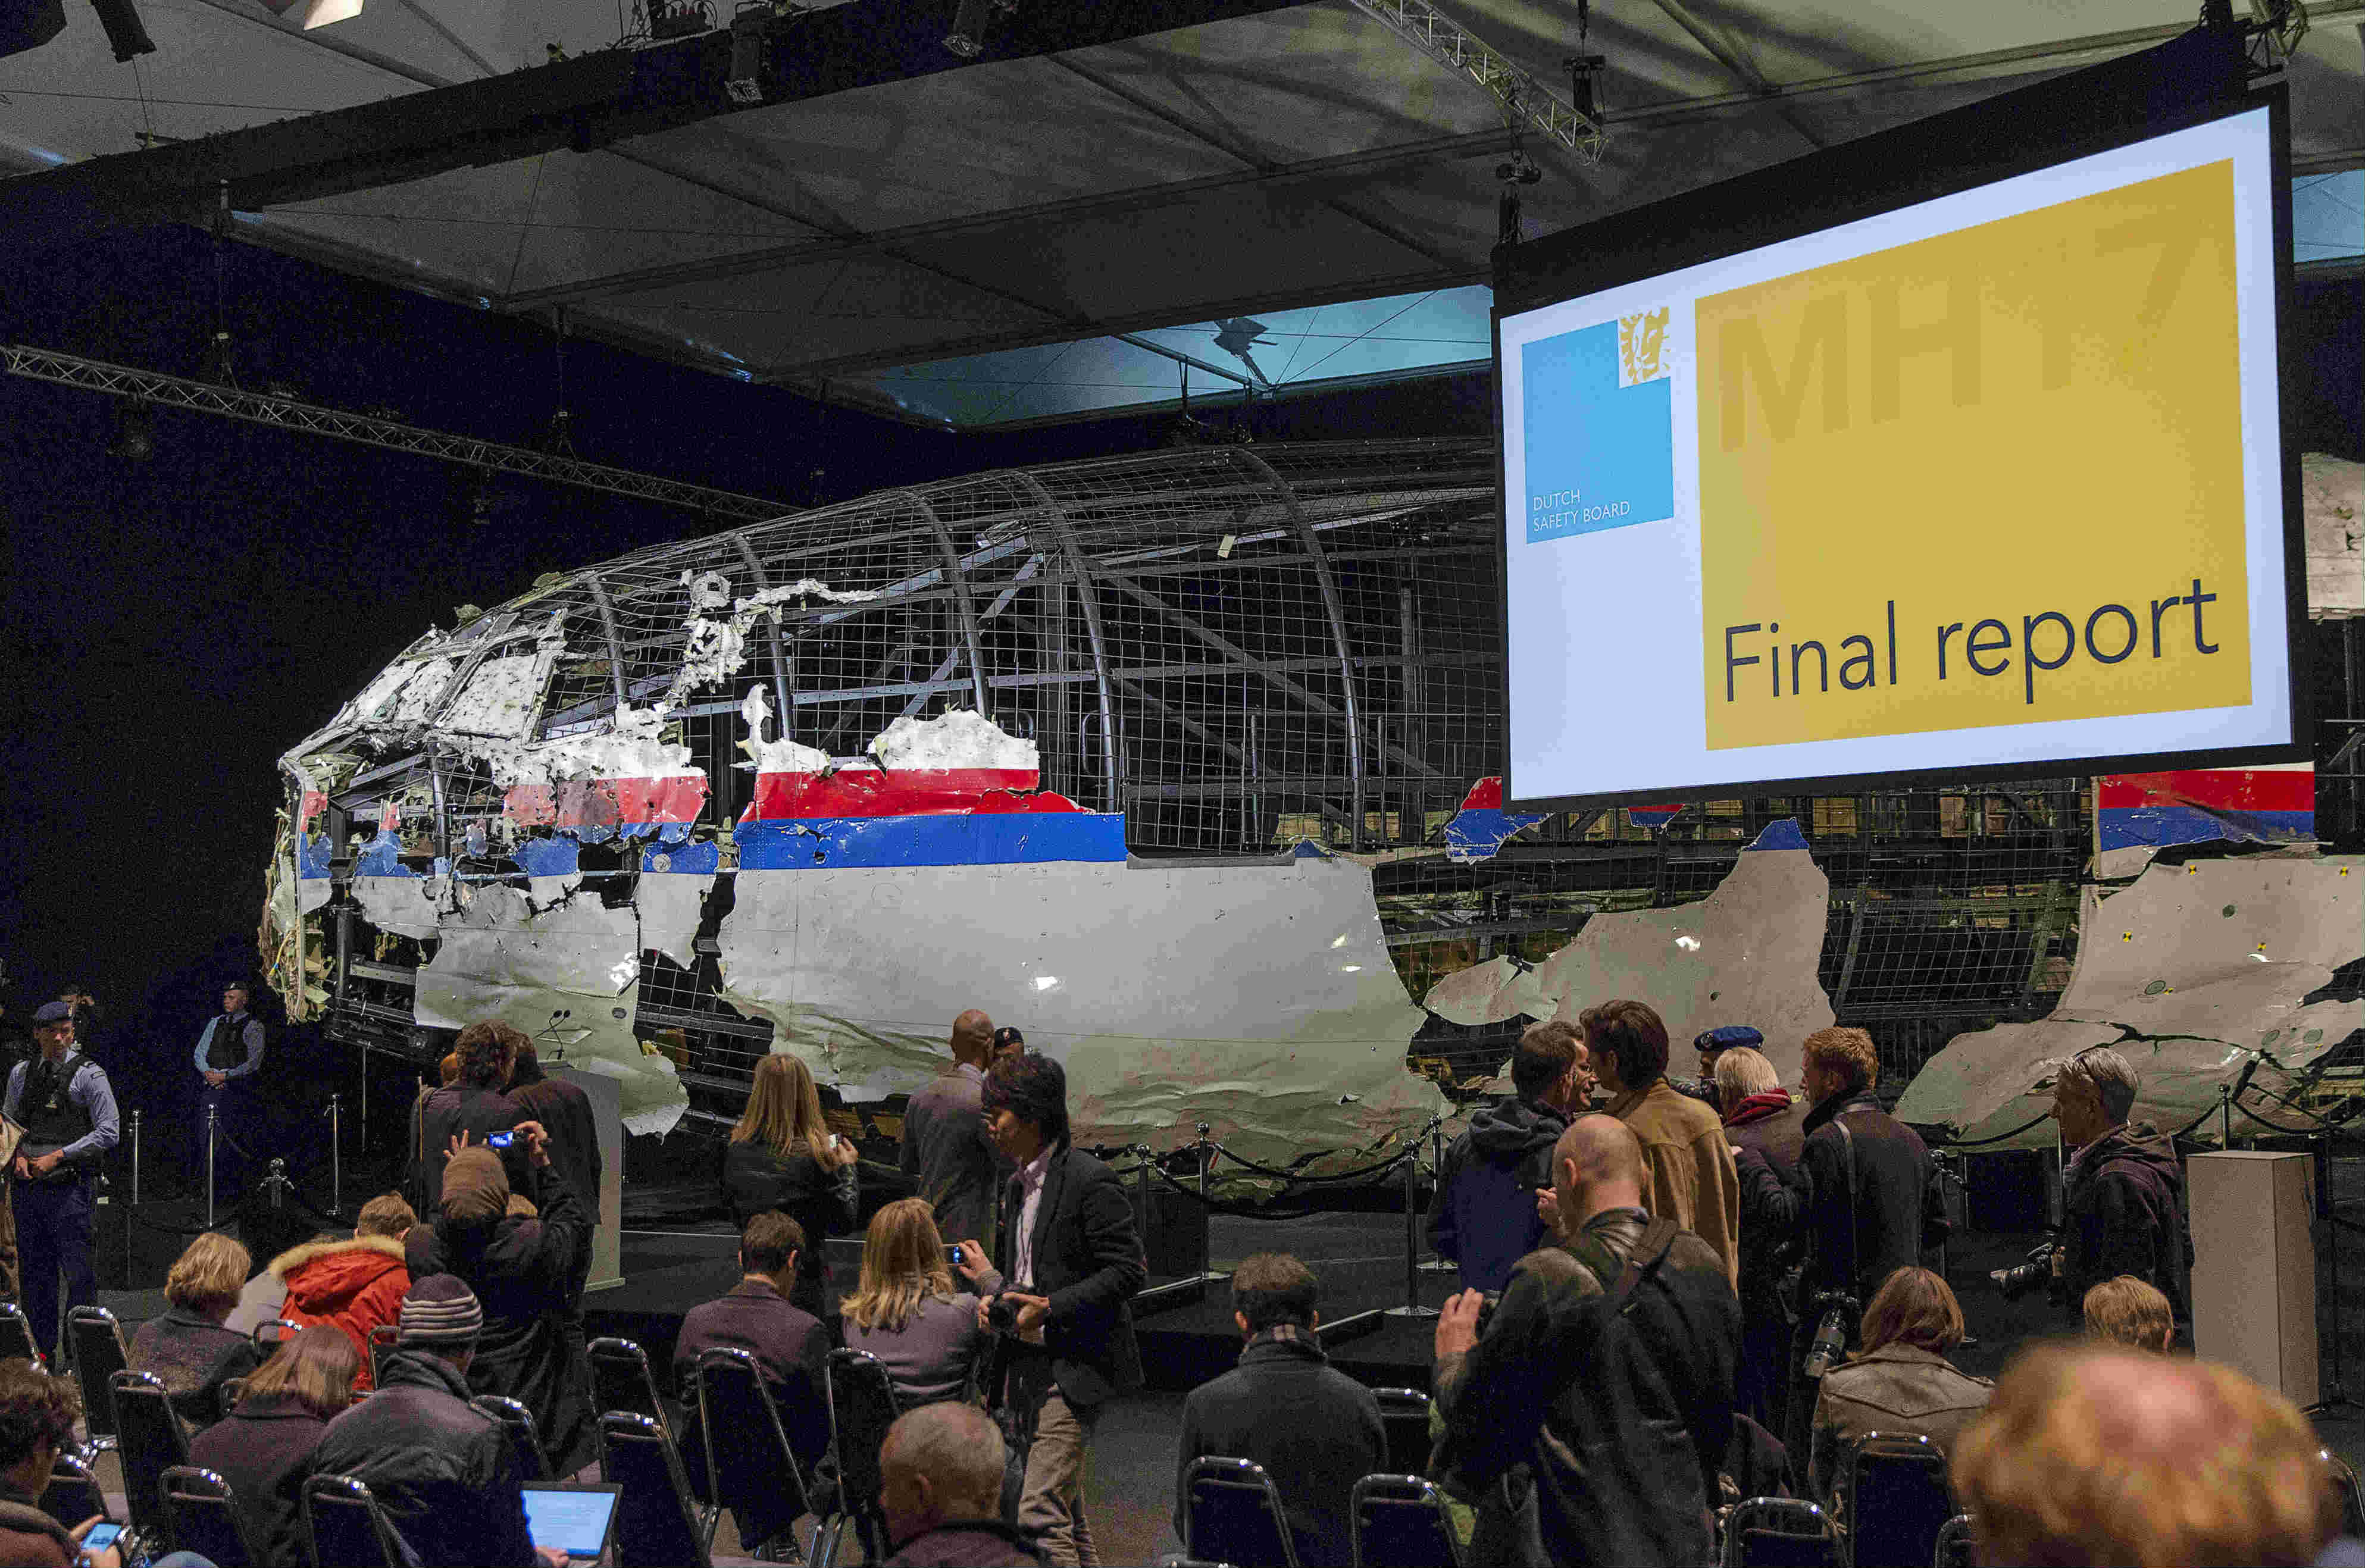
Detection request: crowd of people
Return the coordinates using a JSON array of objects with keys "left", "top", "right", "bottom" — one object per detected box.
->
[{"left": 0, "top": 990, "right": 2344, "bottom": 1568}]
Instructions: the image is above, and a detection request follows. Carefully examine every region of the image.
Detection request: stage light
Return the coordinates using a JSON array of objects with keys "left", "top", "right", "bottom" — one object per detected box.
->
[
  {"left": 106, "top": 399, "right": 154, "bottom": 461},
  {"left": 943, "top": 0, "right": 1012, "bottom": 58},
  {"left": 87, "top": 0, "right": 154, "bottom": 61}
]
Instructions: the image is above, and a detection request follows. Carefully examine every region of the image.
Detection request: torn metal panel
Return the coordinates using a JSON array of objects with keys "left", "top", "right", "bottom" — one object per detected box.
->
[
  {"left": 2095, "top": 765, "right": 2318, "bottom": 880},
  {"left": 440, "top": 646, "right": 560, "bottom": 740},
  {"left": 715, "top": 856, "right": 1443, "bottom": 1163},
  {"left": 353, "top": 874, "right": 442, "bottom": 941},
  {"left": 636, "top": 850, "right": 715, "bottom": 971},
  {"left": 1440, "top": 776, "right": 1546, "bottom": 864},
  {"left": 2305, "top": 451, "right": 2364, "bottom": 619},
  {"left": 1421, "top": 821, "right": 1835, "bottom": 1086},
  {"left": 1894, "top": 856, "right": 2365, "bottom": 1145},
  {"left": 412, "top": 878, "right": 687, "bottom": 1137}
]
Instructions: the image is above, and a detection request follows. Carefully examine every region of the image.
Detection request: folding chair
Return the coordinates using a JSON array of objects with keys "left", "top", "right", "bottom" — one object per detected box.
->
[
  {"left": 1844, "top": 1432, "right": 1954, "bottom": 1568},
  {"left": 1371, "top": 1388, "right": 1433, "bottom": 1478},
  {"left": 1183, "top": 1456, "right": 1300, "bottom": 1568},
  {"left": 108, "top": 1369, "right": 191, "bottom": 1552},
  {"left": 67, "top": 1306, "right": 129, "bottom": 1452},
  {"left": 473, "top": 1393, "right": 553, "bottom": 1482},
  {"left": 693, "top": 1347, "right": 814, "bottom": 1563},
  {"left": 0, "top": 1301, "right": 43, "bottom": 1368},
  {"left": 304, "top": 1473, "right": 409, "bottom": 1568},
  {"left": 1934, "top": 1514, "right": 1975, "bottom": 1568},
  {"left": 600, "top": 1410, "right": 718, "bottom": 1568},
  {"left": 1722, "top": 1497, "right": 1841, "bottom": 1568},
  {"left": 1351, "top": 1473, "right": 1460, "bottom": 1568},
  {"left": 161, "top": 1464, "right": 262, "bottom": 1568},
  {"left": 821, "top": 1348, "right": 900, "bottom": 1565},
  {"left": 590, "top": 1335, "right": 667, "bottom": 1423},
  {"left": 41, "top": 1449, "right": 110, "bottom": 1532},
  {"left": 251, "top": 1319, "right": 299, "bottom": 1353},
  {"left": 367, "top": 1322, "right": 401, "bottom": 1387}
]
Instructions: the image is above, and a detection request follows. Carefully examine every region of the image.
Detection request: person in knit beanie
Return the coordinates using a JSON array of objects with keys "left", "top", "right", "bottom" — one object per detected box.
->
[{"left": 312, "top": 1272, "right": 559, "bottom": 1568}]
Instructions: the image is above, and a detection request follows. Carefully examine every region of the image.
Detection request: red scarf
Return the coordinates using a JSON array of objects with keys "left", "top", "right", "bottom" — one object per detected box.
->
[{"left": 1723, "top": 1090, "right": 1793, "bottom": 1128}]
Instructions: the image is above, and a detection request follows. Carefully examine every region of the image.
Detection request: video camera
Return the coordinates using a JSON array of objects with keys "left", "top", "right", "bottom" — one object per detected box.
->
[
  {"left": 1801, "top": 1291, "right": 1859, "bottom": 1381},
  {"left": 1989, "top": 1241, "right": 2061, "bottom": 1304}
]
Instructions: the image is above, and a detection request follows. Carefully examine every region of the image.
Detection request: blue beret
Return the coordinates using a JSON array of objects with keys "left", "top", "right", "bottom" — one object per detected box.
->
[
  {"left": 31, "top": 1001, "right": 73, "bottom": 1025},
  {"left": 1696, "top": 1025, "right": 1762, "bottom": 1050}
]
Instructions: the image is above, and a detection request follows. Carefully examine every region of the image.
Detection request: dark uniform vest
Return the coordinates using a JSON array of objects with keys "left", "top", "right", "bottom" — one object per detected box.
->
[
  {"left": 19, "top": 1054, "right": 95, "bottom": 1164},
  {"left": 206, "top": 1013, "right": 251, "bottom": 1071}
]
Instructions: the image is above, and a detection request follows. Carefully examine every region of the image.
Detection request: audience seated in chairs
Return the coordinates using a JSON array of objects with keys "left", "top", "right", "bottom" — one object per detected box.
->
[
  {"left": 309, "top": 1274, "right": 564, "bottom": 1568},
  {"left": 842, "top": 1199, "right": 1004, "bottom": 1407},
  {"left": 880, "top": 1401, "right": 1043, "bottom": 1567},
  {"left": 1174, "top": 1251, "right": 1382, "bottom": 1568},
  {"left": 266, "top": 1192, "right": 415, "bottom": 1394},
  {"left": 1809, "top": 1266, "right": 1991, "bottom": 1505},
  {"left": 1951, "top": 1341, "right": 2341, "bottom": 1568},
  {"left": 129, "top": 1231, "right": 265, "bottom": 1430},
  {"left": 672, "top": 1210, "right": 833, "bottom": 1481},
  {"left": 405, "top": 1129, "right": 591, "bottom": 1473},
  {"left": 2083, "top": 1275, "right": 2176, "bottom": 1354},
  {"left": 189, "top": 1324, "right": 358, "bottom": 1566},
  {"left": 0, "top": 1359, "right": 119, "bottom": 1568}
]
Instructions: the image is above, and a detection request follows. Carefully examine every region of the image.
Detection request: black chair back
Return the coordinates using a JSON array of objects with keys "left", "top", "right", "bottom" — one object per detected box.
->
[
  {"left": 251, "top": 1319, "right": 298, "bottom": 1353},
  {"left": 693, "top": 1347, "right": 813, "bottom": 1556},
  {"left": 108, "top": 1369, "right": 190, "bottom": 1548},
  {"left": 1351, "top": 1473, "right": 1460, "bottom": 1568},
  {"left": 600, "top": 1410, "right": 715, "bottom": 1568},
  {"left": 1845, "top": 1433, "right": 1954, "bottom": 1568},
  {"left": 162, "top": 1464, "right": 260, "bottom": 1568},
  {"left": 825, "top": 1347, "right": 900, "bottom": 1545},
  {"left": 1371, "top": 1388, "right": 1432, "bottom": 1479},
  {"left": 304, "top": 1473, "right": 406, "bottom": 1568},
  {"left": 66, "top": 1307, "right": 127, "bottom": 1446},
  {"left": 0, "top": 1301, "right": 43, "bottom": 1368},
  {"left": 2328, "top": 1451, "right": 2365, "bottom": 1539},
  {"left": 471, "top": 1393, "right": 552, "bottom": 1482},
  {"left": 590, "top": 1335, "right": 667, "bottom": 1422},
  {"left": 41, "top": 1450, "right": 108, "bottom": 1530},
  {"left": 1183, "top": 1456, "right": 1300, "bottom": 1568},
  {"left": 1721, "top": 1497, "right": 1840, "bottom": 1568},
  {"left": 1934, "top": 1514, "right": 1975, "bottom": 1568},
  {"left": 367, "top": 1323, "right": 400, "bottom": 1388}
]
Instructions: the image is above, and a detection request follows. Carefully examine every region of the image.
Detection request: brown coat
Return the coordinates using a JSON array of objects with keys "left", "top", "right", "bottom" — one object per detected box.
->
[
  {"left": 1610, "top": 1079, "right": 1741, "bottom": 1290},
  {"left": 1809, "top": 1343, "right": 1992, "bottom": 1501}
]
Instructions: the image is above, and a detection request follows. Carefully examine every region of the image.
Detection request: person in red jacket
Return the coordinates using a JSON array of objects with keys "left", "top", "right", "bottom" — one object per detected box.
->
[{"left": 270, "top": 1191, "right": 415, "bottom": 1391}]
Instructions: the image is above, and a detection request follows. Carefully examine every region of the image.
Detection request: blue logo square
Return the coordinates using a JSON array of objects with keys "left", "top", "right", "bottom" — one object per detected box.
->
[{"left": 1521, "top": 319, "right": 1676, "bottom": 544}]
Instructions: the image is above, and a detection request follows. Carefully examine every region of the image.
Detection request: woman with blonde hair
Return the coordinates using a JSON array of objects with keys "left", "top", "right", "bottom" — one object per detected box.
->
[
  {"left": 128, "top": 1229, "right": 264, "bottom": 1428},
  {"left": 1809, "top": 1265, "right": 1992, "bottom": 1504},
  {"left": 189, "top": 1325, "right": 359, "bottom": 1565},
  {"left": 841, "top": 1198, "right": 1003, "bottom": 1406},
  {"left": 724, "top": 1051, "right": 859, "bottom": 1316}
]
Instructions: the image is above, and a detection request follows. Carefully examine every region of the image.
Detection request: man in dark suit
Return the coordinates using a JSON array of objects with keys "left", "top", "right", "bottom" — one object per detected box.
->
[
  {"left": 956, "top": 1054, "right": 1144, "bottom": 1568},
  {"left": 1175, "top": 1252, "right": 1382, "bottom": 1567},
  {"left": 900, "top": 1010, "right": 1004, "bottom": 1250}
]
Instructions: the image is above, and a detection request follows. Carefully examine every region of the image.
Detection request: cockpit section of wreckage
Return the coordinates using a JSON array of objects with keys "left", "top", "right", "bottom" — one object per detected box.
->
[{"left": 261, "top": 437, "right": 2124, "bottom": 1164}]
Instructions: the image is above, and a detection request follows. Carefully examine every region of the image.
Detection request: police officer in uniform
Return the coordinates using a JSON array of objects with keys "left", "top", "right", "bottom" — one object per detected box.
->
[
  {"left": 8, "top": 1002, "right": 120, "bottom": 1359},
  {"left": 193, "top": 980, "right": 265, "bottom": 1199}
]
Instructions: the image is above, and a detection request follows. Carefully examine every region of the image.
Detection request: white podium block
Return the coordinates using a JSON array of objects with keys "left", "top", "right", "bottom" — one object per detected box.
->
[
  {"left": 549, "top": 1064, "right": 624, "bottom": 1292},
  {"left": 2188, "top": 1150, "right": 2315, "bottom": 1405}
]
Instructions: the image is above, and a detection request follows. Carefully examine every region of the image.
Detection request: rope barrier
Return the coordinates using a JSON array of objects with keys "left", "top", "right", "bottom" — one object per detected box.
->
[
  {"left": 1198, "top": 1137, "right": 1421, "bottom": 1186},
  {"left": 1934, "top": 1110, "right": 2053, "bottom": 1150},
  {"left": 1140, "top": 1157, "right": 1402, "bottom": 1219}
]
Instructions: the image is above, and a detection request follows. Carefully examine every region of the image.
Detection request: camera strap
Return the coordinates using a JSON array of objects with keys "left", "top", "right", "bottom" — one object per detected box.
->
[
  {"left": 1606, "top": 1216, "right": 1681, "bottom": 1317},
  {"left": 1835, "top": 1112, "right": 1861, "bottom": 1300}
]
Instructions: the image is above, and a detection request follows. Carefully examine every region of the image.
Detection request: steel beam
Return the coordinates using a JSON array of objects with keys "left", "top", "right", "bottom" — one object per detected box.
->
[
  {"left": 727, "top": 533, "right": 796, "bottom": 740},
  {"left": 1343, "top": 0, "right": 1607, "bottom": 163},
  {"left": 1018, "top": 474, "right": 1122, "bottom": 813},
  {"left": 908, "top": 492, "right": 993, "bottom": 715},
  {"left": 0, "top": 343, "right": 790, "bottom": 520},
  {"left": 584, "top": 575, "right": 630, "bottom": 711}
]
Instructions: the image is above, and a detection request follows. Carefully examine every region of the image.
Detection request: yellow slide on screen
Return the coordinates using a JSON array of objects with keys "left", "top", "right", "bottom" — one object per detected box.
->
[{"left": 1697, "top": 160, "right": 2248, "bottom": 750}]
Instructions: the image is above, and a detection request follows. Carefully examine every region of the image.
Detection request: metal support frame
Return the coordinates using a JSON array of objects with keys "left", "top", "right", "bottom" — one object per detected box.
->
[
  {"left": 909, "top": 492, "right": 993, "bottom": 714},
  {"left": 727, "top": 533, "right": 797, "bottom": 744},
  {"left": 0, "top": 344, "right": 792, "bottom": 521},
  {"left": 1018, "top": 475, "right": 1122, "bottom": 813},
  {"left": 1343, "top": 0, "right": 1608, "bottom": 163},
  {"left": 1234, "top": 447, "right": 1369, "bottom": 850},
  {"left": 583, "top": 574, "right": 631, "bottom": 713}
]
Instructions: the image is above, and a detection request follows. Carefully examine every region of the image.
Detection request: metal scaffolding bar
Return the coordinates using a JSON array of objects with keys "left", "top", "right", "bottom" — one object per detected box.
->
[
  {"left": 1, "top": 343, "right": 793, "bottom": 521},
  {"left": 1018, "top": 474, "right": 1122, "bottom": 813},
  {"left": 909, "top": 491, "right": 993, "bottom": 715}
]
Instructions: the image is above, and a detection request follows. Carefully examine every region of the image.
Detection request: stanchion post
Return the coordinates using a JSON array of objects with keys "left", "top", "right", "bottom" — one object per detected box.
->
[
  {"left": 130, "top": 1109, "right": 142, "bottom": 1210},
  {"left": 1196, "top": 1123, "right": 1213, "bottom": 1283},
  {"left": 1385, "top": 1121, "right": 1441, "bottom": 1320},
  {"left": 205, "top": 1103, "right": 218, "bottom": 1228},
  {"left": 329, "top": 1093, "right": 342, "bottom": 1218}
]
